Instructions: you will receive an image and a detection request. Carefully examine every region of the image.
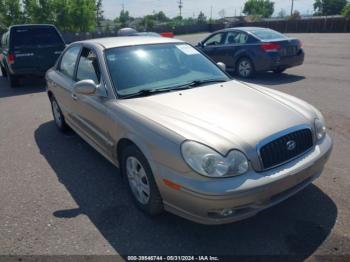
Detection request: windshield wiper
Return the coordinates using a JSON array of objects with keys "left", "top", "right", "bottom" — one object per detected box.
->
[
  {"left": 186, "top": 78, "right": 228, "bottom": 87},
  {"left": 119, "top": 79, "right": 228, "bottom": 99}
]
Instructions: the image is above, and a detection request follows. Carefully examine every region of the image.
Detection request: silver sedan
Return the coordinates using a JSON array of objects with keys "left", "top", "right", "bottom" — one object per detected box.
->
[{"left": 46, "top": 36, "right": 332, "bottom": 224}]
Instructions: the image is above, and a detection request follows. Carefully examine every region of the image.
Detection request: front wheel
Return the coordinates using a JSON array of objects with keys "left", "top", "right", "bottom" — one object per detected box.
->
[
  {"left": 236, "top": 57, "right": 254, "bottom": 78},
  {"left": 50, "top": 97, "right": 69, "bottom": 132},
  {"left": 122, "top": 145, "right": 163, "bottom": 215}
]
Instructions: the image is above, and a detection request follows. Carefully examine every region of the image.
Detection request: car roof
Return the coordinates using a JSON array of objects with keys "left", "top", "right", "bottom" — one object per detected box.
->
[
  {"left": 9, "top": 24, "right": 57, "bottom": 30},
  {"left": 76, "top": 36, "right": 184, "bottom": 49},
  {"left": 219, "top": 27, "right": 272, "bottom": 33}
]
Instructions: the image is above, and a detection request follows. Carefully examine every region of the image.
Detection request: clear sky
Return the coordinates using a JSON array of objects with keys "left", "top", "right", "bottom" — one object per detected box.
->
[{"left": 102, "top": 0, "right": 315, "bottom": 19}]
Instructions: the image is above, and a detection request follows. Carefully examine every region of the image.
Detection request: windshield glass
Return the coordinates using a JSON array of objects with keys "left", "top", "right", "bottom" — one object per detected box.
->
[
  {"left": 12, "top": 27, "right": 64, "bottom": 49},
  {"left": 105, "top": 43, "right": 230, "bottom": 96},
  {"left": 250, "top": 29, "right": 287, "bottom": 40}
]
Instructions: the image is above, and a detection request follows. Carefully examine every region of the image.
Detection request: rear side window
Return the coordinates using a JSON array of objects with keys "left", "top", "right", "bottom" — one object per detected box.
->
[
  {"left": 59, "top": 46, "right": 81, "bottom": 79},
  {"left": 11, "top": 27, "right": 64, "bottom": 49},
  {"left": 76, "top": 48, "right": 101, "bottom": 84},
  {"left": 250, "top": 29, "right": 287, "bottom": 40}
]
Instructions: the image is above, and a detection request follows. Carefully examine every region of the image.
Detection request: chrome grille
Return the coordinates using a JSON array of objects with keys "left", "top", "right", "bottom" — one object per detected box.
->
[{"left": 259, "top": 128, "right": 313, "bottom": 170}]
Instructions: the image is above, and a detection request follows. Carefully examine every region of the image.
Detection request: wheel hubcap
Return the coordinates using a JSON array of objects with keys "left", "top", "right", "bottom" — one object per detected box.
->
[
  {"left": 52, "top": 101, "right": 62, "bottom": 127},
  {"left": 126, "top": 156, "right": 150, "bottom": 204},
  {"left": 238, "top": 60, "right": 252, "bottom": 77}
]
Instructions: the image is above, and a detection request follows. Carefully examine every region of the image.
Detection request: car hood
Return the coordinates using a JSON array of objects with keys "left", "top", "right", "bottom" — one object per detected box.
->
[{"left": 118, "top": 80, "right": 313, "bottom": 155}]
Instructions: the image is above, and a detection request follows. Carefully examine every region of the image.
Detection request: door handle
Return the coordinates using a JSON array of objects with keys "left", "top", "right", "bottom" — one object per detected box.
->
[{"left": 71, "top": 93, "right": 78, "bottom": 100}]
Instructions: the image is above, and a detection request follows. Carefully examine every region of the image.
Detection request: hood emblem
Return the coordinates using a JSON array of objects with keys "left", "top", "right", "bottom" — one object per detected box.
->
[{"left": 286, "top": 140, "right": 296, "bottom": 151}]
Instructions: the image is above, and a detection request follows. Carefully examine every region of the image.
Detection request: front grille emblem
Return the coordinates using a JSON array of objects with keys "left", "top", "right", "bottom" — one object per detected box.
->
[{"left": 286, "top": 140, "right": 296, "bottom": 151}]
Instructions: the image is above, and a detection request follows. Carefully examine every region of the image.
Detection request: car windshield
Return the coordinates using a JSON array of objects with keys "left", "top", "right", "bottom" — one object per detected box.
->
[
  {"left": 12, "top": 27, "right": 64, "bottom": 49},
  {"left": 249, "top": 29, "right": 287, "bottom": 40},
  {"left": 105, "top": 43, "right": 230, "bottom": 97}
]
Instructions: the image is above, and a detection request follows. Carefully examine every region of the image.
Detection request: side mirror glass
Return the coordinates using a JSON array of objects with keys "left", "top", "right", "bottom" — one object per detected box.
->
[
  {"left": 73, "top": 79, "right": 97, "bottom": 95},
  {"left": 217, "top": 62, "right": 226, "bottom": 71}
]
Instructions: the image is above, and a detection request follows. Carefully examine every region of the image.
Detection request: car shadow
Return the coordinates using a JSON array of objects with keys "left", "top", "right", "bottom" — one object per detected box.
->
[
  {"left": 0, "top": 75, "right": 46, "bottom": 99},
  {"left": 34, "top": 121, "right": 337, "bottom": 258},
  {"left": 230, "top": 72, "right": 305, "bottom": 86}
]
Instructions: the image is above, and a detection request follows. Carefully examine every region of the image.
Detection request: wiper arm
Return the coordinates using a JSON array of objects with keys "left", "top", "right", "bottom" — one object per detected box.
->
[
  {"left": 119, "top": 85, "right": 191, "bottom": 99},
  {"left": 190, "top": 79, "right": 228, "bottom": 86},
  {"left": 119, "top": 79, "right": 228, "bottom": 99}
]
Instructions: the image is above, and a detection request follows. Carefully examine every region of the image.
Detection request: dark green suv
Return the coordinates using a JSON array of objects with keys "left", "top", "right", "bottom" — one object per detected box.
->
[{"left": 0, "top": 24, "right": 65, "bottom": 87}]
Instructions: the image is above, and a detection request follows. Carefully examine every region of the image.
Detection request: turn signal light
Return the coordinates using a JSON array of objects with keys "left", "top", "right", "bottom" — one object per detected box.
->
[
  {"left": 8, "top": 53, "right": 15, "bottom": 64},
  {"left": 163, "top": 179, "right": 181, "bottom": 190}
]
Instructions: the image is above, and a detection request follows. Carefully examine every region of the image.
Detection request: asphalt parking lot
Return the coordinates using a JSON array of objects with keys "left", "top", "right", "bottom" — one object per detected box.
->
[{"left": 0, "top": 33, "right": 349, "bottom": 259}]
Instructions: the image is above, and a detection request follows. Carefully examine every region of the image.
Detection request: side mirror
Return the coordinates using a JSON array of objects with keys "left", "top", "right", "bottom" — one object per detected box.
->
[
  {"left": 217, "top": 62, "right": 226, "bottom": 71},
  {"left": 73, "top": 79, "right": 97, "bottom": 95},
  {"left": 196, "top": 42, "right": 203, "bottom": 48}
]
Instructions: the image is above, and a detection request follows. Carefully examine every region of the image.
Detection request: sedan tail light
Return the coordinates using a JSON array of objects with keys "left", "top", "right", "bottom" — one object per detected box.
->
[
  {"left": 7, "top": 53, "right": 15, "bottom": 65},
  {"left": 261, "top": 43, "right": 281, "bottom": 52}
]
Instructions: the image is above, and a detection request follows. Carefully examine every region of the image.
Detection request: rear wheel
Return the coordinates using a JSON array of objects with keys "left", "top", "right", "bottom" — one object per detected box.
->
[
  {"left": 236, "top": 57, "right": 254, "bottom": 78},
  {"left": 8, "top": 74, "right": 20, "bottom": 88},
  {"left": 50, "top": 97, "right": 69, "bottom": 132},
  {"left": 122, "top": 145, "right": 163, "bottom": 215},
  {"left": 1, "top": 65, "right": 7, "bottom": 77}
]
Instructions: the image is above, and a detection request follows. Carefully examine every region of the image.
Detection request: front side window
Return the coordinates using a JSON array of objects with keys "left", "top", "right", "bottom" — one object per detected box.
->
[
  {"left": 105, "top": 43, "right": 230, "bottom": 97},
  {"left": 204, "top": 33, "right": 224, "bottom": 46},
  {"left": 76, "top": 48, "right": 101, "bottom": 84},
  {"left": 59, "top": 46, "right": 81, "bottom": 79}
]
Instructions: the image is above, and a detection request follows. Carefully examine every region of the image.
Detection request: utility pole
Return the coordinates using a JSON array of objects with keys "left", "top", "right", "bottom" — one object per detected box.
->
[
  {"left": 290, "top": 0, "right": 294, "bottom": 16},
  {"left": 178, "top": 0, "right": 183, "bottom": 17},
  {"left": 210, "top": 5, "right": 213, "bottom": 20}
]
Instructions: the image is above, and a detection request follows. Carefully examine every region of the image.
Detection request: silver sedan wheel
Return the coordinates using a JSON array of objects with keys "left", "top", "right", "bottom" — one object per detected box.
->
[
  {"left": 238, "top": 60, "right": 252, "bottom": 77},
  {"left": 52, "top": 100, "right": 63, "bottom": 128},
  {"left": 126, "top": 156, "right": 151, "bottom": 205}
]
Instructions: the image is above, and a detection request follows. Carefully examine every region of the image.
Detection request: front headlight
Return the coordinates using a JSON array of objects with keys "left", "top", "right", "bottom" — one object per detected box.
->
[
  {"left": 181, "top": 141, "right": 249, "bottom": 178},
  {"left": 315, "top": 118, "right": 326, "bottom": 140}
]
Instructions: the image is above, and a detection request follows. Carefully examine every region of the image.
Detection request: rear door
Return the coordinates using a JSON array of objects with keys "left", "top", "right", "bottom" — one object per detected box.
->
[{"left": 10, "top": 26, "right": 65, "bottom": 72}]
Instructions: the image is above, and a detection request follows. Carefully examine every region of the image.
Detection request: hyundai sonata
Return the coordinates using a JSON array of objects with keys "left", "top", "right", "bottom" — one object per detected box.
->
[{"left": 46, "top": 37, "right": 332, "bottom": 224}]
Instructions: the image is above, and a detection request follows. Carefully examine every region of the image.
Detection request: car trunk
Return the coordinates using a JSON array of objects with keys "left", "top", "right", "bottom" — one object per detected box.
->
[{"left": 273, "top": 39, "right": 301, "bottom": 57}]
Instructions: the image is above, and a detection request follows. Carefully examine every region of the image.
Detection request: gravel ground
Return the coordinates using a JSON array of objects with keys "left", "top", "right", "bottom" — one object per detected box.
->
[{"left": 0, "top": 33, "right": 349, "bottom": 260}]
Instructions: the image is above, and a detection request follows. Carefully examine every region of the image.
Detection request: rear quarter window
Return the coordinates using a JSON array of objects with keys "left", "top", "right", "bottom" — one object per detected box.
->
[{"left": 11, "top": 27, "right": 64, "bottom": 49}]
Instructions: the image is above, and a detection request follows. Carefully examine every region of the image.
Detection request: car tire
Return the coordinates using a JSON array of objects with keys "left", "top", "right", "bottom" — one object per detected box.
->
[
  {"left": 8, "top": 73, "right": 20, "bottom": 88},
  {"left": 122, "top": 145, "right": 163, "bottom": 216},
  {"left": 1, "top": 65, "right": 7, "bottom": 78},
  {"left": 236, "top": 57, "right": 254, "bottom": 78},
  {"left": 273, "top": 68, "right": 287, "bottom": 74},
  {"left": 50, "top": 97, "right": 69, "bottom": 132}
]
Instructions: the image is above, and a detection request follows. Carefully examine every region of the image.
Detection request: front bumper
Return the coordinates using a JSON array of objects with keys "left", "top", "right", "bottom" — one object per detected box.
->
[{"left": 153, "top": 134, "right": 332, "bottom": 225}]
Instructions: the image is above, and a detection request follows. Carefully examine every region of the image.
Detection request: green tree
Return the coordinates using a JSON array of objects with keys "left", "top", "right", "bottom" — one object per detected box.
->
[
  {"left": 69, "top": 0, "right": 96, "bottom": 32},
  {"left": 289, "top": 10, "right": 301, "bottom": 20},
  {"left": 53, "top": 0, "right": 72, "bottom": 31},
  {"left": 119, "top": 9, "right": 130, "bottom": 27},
  {"left": 243, "top": 0, "right": 274, "bottom": 18},
  {"left": 197, "top": 11, "right": 207, "bottom": 23},
  {"left": 313, "top": 0, "right": 347, "bottom": 15},
  {"left": 342, "top": 3, "right": 350, "bottom": 17},
  {"left": 23, "top": 0, "right": 56, "bottom": 24},
  {"left": 0, "top": 0, "right": 24, "bottom": 26},
  {"left": 96, "top": 0, "right": 104, "bottom": 27}
]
